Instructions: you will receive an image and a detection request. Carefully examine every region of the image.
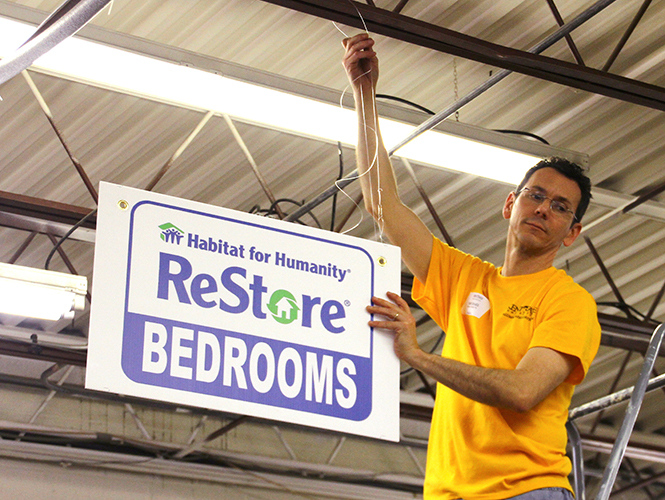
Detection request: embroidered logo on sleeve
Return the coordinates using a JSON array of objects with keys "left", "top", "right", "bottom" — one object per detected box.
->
[
  {"left": 462, "top": 292, "right": 491, "bottom": 318},
  {"left": 504, "top": 304, "right": 538, "bottom": 320}
]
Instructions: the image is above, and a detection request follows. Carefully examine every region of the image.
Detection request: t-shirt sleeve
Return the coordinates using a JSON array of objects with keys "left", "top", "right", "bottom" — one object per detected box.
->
[
  {"left": 529, "top": 284, "right": 601, "bottom": 385},
  {"left": 412, "top": 235, "right": 482, "bottom": 332}
]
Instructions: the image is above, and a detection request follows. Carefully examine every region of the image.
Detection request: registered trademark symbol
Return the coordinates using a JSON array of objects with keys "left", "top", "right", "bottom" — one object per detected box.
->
[
  {"left": 117, "top": 199, "right": 129, "bottom": 210},
  {"left": 344, "top": 300, "right": 351, "bottom": 307},
  {"left": 377, "top": 256, "right": 387, "bottom": 266}
]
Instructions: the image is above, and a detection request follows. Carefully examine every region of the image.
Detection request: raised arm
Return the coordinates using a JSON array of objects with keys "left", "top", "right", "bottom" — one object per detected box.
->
[{"left": 342, "top": 34, "right": 433, "bottom": 283}]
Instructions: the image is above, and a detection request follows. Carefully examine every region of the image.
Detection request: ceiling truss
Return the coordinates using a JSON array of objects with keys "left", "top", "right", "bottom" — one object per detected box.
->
[
  {"left": 1, "top": 0, "right": 665, "bottom": 497},
  {"left": 259, "top": 0, "right": 665, "bottom": 111}
]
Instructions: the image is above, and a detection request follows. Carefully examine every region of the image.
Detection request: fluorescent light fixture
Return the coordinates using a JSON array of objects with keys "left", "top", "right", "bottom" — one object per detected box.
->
[
  {"left": 0, "top": 16, "right": 577, "bottom": 185},
  {"left": 0, "top": 262, "right": 87, "bottom": 321}
]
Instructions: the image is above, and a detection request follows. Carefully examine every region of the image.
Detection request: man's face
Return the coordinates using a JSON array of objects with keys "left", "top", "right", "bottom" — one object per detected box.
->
[{"left": 503, "top": 167, "right": 583, "bottom": 255}]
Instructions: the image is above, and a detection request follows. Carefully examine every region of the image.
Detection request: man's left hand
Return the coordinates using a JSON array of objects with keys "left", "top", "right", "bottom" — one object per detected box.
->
[{"left": 367, "top": 291, "right": 422, "bottom": 364}]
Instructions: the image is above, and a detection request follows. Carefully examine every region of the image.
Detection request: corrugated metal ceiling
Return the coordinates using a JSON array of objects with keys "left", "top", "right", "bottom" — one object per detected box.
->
[{"left": 1, "top": 0, "right": 665, "bottom": 497}]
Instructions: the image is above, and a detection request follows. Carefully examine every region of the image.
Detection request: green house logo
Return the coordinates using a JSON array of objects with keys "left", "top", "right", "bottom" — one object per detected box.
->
[
  {"left": 159, "top": 222, "right": 185, "bottom": 244},
  {"left": 266, "top": 290, "right": 300, "bottom": 325}
]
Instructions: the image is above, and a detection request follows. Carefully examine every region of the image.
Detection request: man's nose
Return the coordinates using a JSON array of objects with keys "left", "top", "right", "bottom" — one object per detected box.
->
[{"left": 534, "top": 199, "right": 551, "bottom": 217}]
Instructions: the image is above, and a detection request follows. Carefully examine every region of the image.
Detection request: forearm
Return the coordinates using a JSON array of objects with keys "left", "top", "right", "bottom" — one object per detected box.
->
[
  {"left": 353, "top": 86, "right": 400, "bottom": 217},
  {"left": 343, "top": 34, "right": 433, "bottom": 280},
  {"left": 407, "top": 350, "right": 535, "bottom": 413},
  {"left": 369, "top": 294, "right": 576, "bottom": 412}
]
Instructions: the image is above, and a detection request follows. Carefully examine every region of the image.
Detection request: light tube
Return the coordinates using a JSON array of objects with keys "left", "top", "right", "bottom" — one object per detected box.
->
[
  {"left": 0, "top": 16, "right": 540, "bottom": 185},
  {"left": 0, "top": 263, "right": 87, "bottom": 321}
]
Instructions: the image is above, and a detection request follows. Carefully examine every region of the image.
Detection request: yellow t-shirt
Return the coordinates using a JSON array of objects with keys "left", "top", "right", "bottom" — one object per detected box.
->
[{"left": 412, "top": 237, "right": 600, "bottom": 500}]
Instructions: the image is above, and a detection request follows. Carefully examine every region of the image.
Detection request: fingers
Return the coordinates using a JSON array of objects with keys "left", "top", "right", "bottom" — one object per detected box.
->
[
  {"left": 366, "top": 305, "right": 399, "bottom": 323},
  {"left": 342, "top": 33, "right": 372, "bottom": 48},
  {"left": 367, "top": 293, "right": 412, "bottom": 324},
  {"left": 342, "top": 34, "right": 376, "bottom": 62},
  {"left": 370, "top": 293, "right": 411, "bottom": 314},
  {"left": 368, "top": 317, "right": 398, "bottom": 328},
  {"left": 386, "top": 291, "right": 409, "bottom": 310},
  {"left": 342, "top": 34, "right": 379, "bottom": 92},
  {"left": 367, "top": 312, "right": 405, "bottom": 329}
]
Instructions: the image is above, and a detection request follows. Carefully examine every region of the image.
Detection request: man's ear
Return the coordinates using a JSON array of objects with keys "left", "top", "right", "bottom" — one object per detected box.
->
[
  {"left": 503, "top": 192, "right": 517, "bottom": 220},
  {"left": 563, "top": 222, "right": 583, "bottom": 247}
]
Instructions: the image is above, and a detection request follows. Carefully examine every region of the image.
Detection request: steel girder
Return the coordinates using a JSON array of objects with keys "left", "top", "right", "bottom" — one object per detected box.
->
[{"left": 259, "top": 0, "right": 665, "bottom": 111}]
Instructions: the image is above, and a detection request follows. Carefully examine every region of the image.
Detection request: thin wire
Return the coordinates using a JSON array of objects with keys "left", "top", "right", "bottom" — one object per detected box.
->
[
  {"left": 334, "top": 76, "right": 384, "bottom": 239},
  {"left": 331, "top": 5, "right": 387, "bottom": 239},
  {"left": 360, "top": 83, "right": 385, "bottom": 242},
  {"left": 337, "top": 0, "right": 370, "bottom": 34},
  {"left": 332, "top": 22, "right": 350, "bottom": 38}
]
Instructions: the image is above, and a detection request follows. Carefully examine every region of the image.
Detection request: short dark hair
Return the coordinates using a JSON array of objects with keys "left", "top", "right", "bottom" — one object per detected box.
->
[{"left": 516, "top": 157, "right": 592, "bottom": 223}]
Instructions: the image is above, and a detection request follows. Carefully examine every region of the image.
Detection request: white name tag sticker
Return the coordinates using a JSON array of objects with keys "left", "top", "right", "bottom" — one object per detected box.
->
[{"left": 463, "top": 292, "right": 490, "bottom": 318}]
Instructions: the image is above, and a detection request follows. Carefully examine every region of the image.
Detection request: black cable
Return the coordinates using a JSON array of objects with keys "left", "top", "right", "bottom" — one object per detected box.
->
[
  {"left": 251, "top": 198, "right": 323, "bottom": 229},
  {"left": 40, "top": 363, "right": 78, "bottom": 394},
  {"left": 375, "top": 96, "right": 550, "bottom": 150},
  {"left": 270, "top": 198, "right": 322, "bottom": 228},
  {"left": 44, "top": 208, "right": 97, "bottom": 270},
  {"left": 376, "top": 95, "right": 550, "bottom": 149},
  {"left": 249, "top": 205, "right": 272, "bottom": 216},
  {"left": 493, "top": 129, "right": 550, "bottom": 145},
  {"left": 376, "top": 94, "right": 435, "bottom": 115}
]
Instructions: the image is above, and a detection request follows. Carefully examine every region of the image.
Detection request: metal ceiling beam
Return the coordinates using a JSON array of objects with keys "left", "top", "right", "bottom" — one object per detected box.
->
[
  {"left": 646, "top": 280, "right": 665, "bottom": 322},
  {"left": 144, "top": 111, "right": 214, "bottom": 192},
  {"left": 1, "top": 397, "right": 665, "bottom": 495},
  {"left": 259, "top": 0, "right": 665, "bottom": 111},
  {"left": 400, "top": 158, "right": 454, "bottom": 247},
  {"left": 580, "top": 433, "right": 665, "bottom": 465},
  {"left": 545, "top": 0, "right": 585, "bottom": 66},
  {"left": 392, "top": 0, "right": 410, "bottom": 15},
  {"left": 0, "top": 0, "right": 111, "bottom": 86},
  {"left": 622, "top": 178, "right": 665, "bottom": 215},
  {"left": 281, "top": 0, "right": 620, "bottom": 225},
  {"left": 602, "top": 0, "right": 653, "bottom": 72},
  {"left": 21, "top": 71, "right": 98, "bottom": 204},
  {"left": 0, "top": 338, "right": 86, "bottom": 366},
  {"left": 0, "top": 190, "right": 96, "bottom": 242},
  {"left": 222, "top": 114, "right": 287, "bottom": 219},
  {"left": 584, "top": 236, "right": 634, "bottom": 319},
  {"left": 597, "top": 312, "right": 665, "bottom": 355},
  {"left": 0, "top": 190, "right": 95, "bottom": 227},
  {"left": 8, "top": 232, "right": 37, "bottom": 264},
  {"left": 0, "top": 370, "right": 433, "bottom": 447}
]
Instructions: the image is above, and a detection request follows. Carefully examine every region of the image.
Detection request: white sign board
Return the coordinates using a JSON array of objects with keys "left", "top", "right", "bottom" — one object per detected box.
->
[{"left": 87, "top": 182, "right": 401, "bottom": 441}]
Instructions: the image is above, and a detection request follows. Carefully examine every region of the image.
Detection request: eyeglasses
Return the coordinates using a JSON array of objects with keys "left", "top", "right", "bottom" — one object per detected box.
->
[{"left": 517, "top": 187, "right": 578, "bottom": 222}]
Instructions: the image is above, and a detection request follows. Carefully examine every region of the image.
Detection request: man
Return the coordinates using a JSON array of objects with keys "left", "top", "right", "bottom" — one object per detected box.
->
[{"left": 343, "top": 34, "right": 601, "bottom": 500}]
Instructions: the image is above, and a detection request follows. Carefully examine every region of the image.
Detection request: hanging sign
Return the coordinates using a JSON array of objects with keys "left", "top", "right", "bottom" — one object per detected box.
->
[{"left": 87, "top": 182, "right": 401, "bottom": 441}]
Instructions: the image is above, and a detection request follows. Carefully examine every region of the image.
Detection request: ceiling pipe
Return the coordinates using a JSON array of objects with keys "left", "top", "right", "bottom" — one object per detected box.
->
[{"left": 0, "top": 0, "right": 111, "bottom": 86}]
